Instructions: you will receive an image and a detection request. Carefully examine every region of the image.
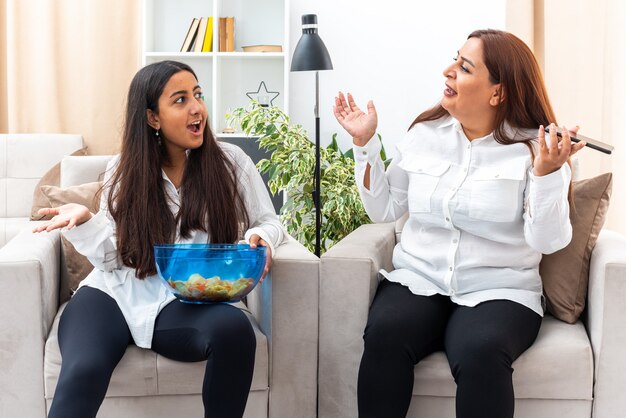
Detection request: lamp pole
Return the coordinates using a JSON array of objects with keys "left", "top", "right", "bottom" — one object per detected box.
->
[
  {"left": 314, "top": 71, "right": 321, "bottom": 257},
  {"left": 290, "top": 14, "right": 333, "bottom": 258}
]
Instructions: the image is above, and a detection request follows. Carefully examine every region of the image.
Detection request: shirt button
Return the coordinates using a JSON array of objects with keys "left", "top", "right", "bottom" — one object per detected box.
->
[
  {"left": 463, "top": 168, "right": 468, "bottom": 172},
  {"left": 362, "top": 151, "right": 367, "bottom": 155},
  {"left": 451, "top": 187, "right": 457, "bottom": 191},
  {"left": 449, "top": 266, "right": 453, "bottom": 271},
  {"left": 467, "top": 144, "right": 471, "bottom": 149},
  {"left": 453, "top": 239, "right": 458, "bottom": 244},
  {"left": 445, "top": 217, "right": 450, "bottom": 222}
]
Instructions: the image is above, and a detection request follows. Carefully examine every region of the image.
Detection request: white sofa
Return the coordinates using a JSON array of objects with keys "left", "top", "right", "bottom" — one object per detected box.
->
[
  {"left": 319, "top": 219, "right": 626, "bottom": 418},
  {"left": 0, "top": 133, "right": 84, "bottom": 247},
  {"left": 0, "top": 152, "right": 319, "bottom": 418}
]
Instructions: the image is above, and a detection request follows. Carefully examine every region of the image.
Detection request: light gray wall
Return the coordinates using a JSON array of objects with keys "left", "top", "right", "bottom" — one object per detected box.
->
[{"left": 288, "top": 0, "right": 506, "bottom": 158}]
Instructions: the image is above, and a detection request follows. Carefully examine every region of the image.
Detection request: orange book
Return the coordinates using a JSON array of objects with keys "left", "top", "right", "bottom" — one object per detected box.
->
[
  {"left": 219, "top": 17, "right": 227, "bottom": 52},
  {"left": 225, "top": 17, "right": 235, "bottom": 52}
]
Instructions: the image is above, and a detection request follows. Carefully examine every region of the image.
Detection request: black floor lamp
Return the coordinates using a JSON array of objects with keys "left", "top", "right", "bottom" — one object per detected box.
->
[{"left": 290, "top": 14, "right": 333, "bottom": 257}]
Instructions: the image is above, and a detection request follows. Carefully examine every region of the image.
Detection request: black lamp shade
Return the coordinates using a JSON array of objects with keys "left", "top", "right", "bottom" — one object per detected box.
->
[{"left": 291, "top": 14, "right": 333, "bottom": 72}]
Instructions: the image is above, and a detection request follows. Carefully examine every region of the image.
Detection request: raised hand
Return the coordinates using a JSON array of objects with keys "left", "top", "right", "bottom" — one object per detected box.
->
[
  {"left": 333, "top": 92, "right": 378, "bottom": 146},
  {"left": 32, "top": 203, "right": 93, "bottom": 233},
  {"left": 533, "top": 124, "right": 586, "bottom": 177}
]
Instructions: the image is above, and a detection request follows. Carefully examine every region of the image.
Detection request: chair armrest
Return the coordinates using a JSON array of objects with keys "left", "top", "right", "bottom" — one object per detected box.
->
[
  {"left": 318, "top": 222, "right": 396, "bottom": 418},
  {"left": 0, "top": 229, "right": 62, "bottom": 417},
  {"left": 246, "top": 236, "right": 319, "bottom": 418},
  {"left": 585, "top": 229, "right": 626, "bottom": 417}
]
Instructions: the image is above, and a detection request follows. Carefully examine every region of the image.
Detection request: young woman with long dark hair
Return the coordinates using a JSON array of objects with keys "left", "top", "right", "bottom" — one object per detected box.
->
[
  {"left": 333, "top": 29, "right": 586, "bottom": 418},
  {"left": 34, "top": 60, "right": 284, "bottom": 418}
]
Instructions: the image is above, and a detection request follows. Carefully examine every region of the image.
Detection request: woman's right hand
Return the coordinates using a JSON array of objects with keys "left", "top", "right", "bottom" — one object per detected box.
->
[
  {"left": 333, "top": 92, "right": 378, "bottom": 146},
  {"left": 32, "top": 203, "right": 93, "bottom": 233}
]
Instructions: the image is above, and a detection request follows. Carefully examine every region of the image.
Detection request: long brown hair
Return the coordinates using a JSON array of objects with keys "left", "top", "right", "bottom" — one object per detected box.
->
[
  {"left": 409, "top": 29, "right": 557, "bottom": 150},
  {"left": 108, "top": 61, "right": 249, "bottom": 278}
]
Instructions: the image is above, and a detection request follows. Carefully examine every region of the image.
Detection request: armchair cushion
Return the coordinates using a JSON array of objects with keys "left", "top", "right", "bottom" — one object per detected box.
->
[
  {"left": 44, "top": 302, "right": 269, "bottom": 399},
  {"left": 539, "top": 173, "right": 612, "bottom": 323},
  {"left": 411, "top": 316, "right": 592, "bottom": 400}
]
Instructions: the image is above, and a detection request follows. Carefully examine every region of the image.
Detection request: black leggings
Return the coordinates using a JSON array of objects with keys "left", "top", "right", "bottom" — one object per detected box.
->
[
  {"left": 48, "top": 286, "right": 256, "bottom": 418},
  {"left": 358, "top": 279, "right": 542, "bottom": 418}
]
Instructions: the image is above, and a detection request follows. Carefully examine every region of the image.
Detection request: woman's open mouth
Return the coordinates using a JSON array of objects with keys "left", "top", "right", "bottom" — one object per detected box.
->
[
  {"left": 188, "top": 120, "right": 203, "bottom": 135},
  {"left": 444, "top": 86, "right": 457, "bottom": 97}
]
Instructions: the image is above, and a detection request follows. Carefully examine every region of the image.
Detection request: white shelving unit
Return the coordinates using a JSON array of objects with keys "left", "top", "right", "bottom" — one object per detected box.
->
[{"left": 142, "top": 0, "right": 289, "bottom": 136}]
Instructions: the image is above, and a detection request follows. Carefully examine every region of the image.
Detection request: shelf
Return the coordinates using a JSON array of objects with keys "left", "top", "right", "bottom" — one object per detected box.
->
[{"left": 145, "top": 52, "right": 285, "bottom": 58}]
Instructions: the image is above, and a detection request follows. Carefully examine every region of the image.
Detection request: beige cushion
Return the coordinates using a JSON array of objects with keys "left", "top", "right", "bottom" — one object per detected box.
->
[
  {"left": 411, "top": 316, "right": 593, "bottom": 400},
  {"left": 40, "top": 182, "right": 103, "bottom": 298},
  {"left": 40, "top": 182, "right": 102, "bottom": 214},
  {"left": 44, "top": 303, "right": 269, "bottom": 399},
  {"left": 540, "top": 173, "right": 612, "bottom": 323},
  {"left": 30, "top": 148, "right": 88, "bottom": 221}
]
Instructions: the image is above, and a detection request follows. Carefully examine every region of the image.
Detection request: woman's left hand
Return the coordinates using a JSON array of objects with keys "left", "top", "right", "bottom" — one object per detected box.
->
[
  {"left": 249, "top": 234, "right": 272, "bottom": 283},
  {"left": 533, "top": 124, "right": 586, "bottom": 176}
]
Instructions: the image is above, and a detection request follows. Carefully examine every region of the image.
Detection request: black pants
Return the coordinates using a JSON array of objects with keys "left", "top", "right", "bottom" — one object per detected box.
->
[
  {"left": 358, "top": 279, "right": 542, "bottom": 418},
  {"left": 48, "top": 286, "right": 256, "bottom": 418}
]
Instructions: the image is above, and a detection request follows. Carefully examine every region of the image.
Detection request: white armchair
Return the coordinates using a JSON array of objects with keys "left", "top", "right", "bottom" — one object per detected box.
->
[
  {"left": 0, "top": 155, "right": 320, "bottom": 418},
  {"left": 319, "top": 220, "right": 626, "bottom": 418}
]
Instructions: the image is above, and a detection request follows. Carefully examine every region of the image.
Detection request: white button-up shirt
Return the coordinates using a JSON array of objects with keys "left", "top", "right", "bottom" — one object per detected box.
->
[
  {"left": 63, "top": 142, "right": 285, "bottom": 348},
  {"left": 354, "top": 116, "right": 572, "bottom": 316}
]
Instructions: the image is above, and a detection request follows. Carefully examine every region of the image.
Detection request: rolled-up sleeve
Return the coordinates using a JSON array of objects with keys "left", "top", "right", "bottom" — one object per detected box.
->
[
  {"left": 523, "top": 163, "right": 573, "bottom": 254},
  {"left": 62, "top": 210, "right": 121, "bottom": 271}
]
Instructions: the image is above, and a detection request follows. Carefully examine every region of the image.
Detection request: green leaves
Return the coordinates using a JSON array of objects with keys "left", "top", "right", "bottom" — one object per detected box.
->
[{"left": 228, "top": 101, "right": 375, "bottom": 255}]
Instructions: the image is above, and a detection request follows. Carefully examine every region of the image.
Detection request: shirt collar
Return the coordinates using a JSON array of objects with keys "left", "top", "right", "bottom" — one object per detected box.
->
[
  {"left": 442, "top": 116, "right": 493, "bottom": 142},
  {"left": 441, "top": 117, "right": 528, "bottom": 143},
  {"left": 435, "top": 115, "right": 456, "bottom": 129}
]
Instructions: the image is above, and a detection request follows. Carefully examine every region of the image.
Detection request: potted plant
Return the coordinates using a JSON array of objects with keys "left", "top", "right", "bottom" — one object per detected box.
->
[{"left": 228, "top": 103, "right": 389, "bottom": 255}]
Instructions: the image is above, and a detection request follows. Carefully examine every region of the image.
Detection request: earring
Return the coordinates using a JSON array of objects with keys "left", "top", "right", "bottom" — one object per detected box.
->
[{"left": 155, "top": 129, "right": 161, "bottom": 146}]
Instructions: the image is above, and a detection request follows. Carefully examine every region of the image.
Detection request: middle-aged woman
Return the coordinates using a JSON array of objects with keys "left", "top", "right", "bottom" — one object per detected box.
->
[{"left": 333, "top": 29, "right": 586, "bottom": 418}]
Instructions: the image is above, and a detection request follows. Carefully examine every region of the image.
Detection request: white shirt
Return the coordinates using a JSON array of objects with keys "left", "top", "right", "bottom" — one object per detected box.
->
[
  {"left": 354, "top": 116, "right": 572, "bottom": 316},
  {"left": 63, "top": 142, "right": 285, "bottom": 348}
]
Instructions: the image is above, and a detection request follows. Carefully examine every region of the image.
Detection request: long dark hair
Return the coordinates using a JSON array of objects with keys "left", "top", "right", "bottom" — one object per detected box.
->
[
  {"left": 409, "top": 29, "right": 557, "bottom": 150},
  {"left": 108, "top": 60, "right": 249, "bottom": 278}
]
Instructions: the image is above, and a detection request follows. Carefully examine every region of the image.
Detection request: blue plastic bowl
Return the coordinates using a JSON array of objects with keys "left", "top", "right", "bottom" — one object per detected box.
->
[{"left": 154, "top": 243, "right": 267, "bottom": 304}]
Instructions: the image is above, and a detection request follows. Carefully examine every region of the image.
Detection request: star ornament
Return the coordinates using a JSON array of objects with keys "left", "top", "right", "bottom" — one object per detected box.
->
[{"left": 246, "top": 81, "right": 280, "bottom": 107}]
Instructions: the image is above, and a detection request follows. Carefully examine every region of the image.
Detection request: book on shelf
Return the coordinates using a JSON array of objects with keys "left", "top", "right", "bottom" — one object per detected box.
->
[
  {"left": 193, "top": 17, "right": 209, "bottom": 52},
  {"left": 242, "top": 45, "right": 283, "bottom": 53},
  {"left": 180, "top": 17, "right": 200, "bottom": 52},
  {"left": 219, "top": 17, "right": 235, "bottom": 52},
  {"left": 219, "top": 17, "right": 226, "bottom": 51},
  {"left": 201, "top": 17, "right": 214, "bottom": 52},
  {"left": 226, "top": 17, "right": 234, "bottom": 52}
]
